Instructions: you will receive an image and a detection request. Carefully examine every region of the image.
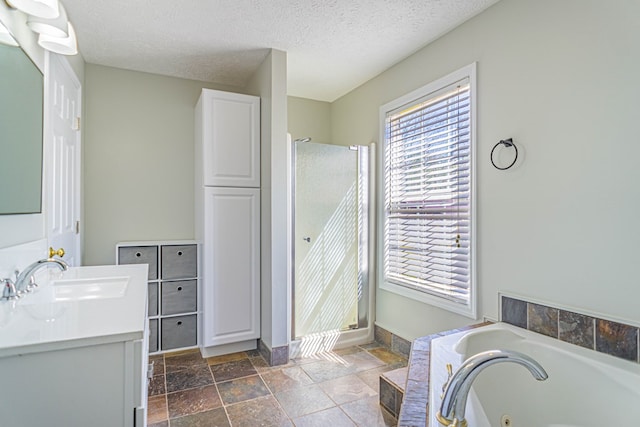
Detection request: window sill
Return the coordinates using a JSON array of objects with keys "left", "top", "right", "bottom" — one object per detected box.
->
[{"left": 379, "top": 280, "right": 477, "bottom": 320}]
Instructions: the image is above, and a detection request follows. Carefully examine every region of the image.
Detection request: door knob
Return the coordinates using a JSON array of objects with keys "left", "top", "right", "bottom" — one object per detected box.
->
[
  {"left": 302, "top": 237, "right": 311, "bottom": 243},
  {"left": 49, "top": 247, "right": 65, "bottom": 258}
]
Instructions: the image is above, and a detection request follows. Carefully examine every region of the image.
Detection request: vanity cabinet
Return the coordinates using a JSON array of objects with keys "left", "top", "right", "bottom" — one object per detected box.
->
[
  {"left": 195, "top": 89, "right": 261, "bottom": 355},
  {"left": 0, "top": 264, "right": 149, "bottom": 427},
  {"left": 0, "top": 338, "right": 147, "bottom": 427},
  {"left": 117, "top": 241, "right": 199, "bottom": 353}
]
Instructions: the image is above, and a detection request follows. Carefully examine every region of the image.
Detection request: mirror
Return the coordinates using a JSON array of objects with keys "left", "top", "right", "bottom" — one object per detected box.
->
[{"left": 0, "top": 20, "right": 44, "bottom": 215}]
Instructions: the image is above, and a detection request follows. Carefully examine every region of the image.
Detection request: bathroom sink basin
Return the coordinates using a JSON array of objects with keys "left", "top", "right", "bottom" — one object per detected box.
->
[
  {"left": 51, "top": 276, "right": 129, "bottom": 301},
  {"left": 0, "top": 264, "right": 147, "bottom": 359}
]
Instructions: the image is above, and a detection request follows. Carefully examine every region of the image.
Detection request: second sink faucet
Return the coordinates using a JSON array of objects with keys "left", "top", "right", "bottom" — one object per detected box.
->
[
  {"left": 436, "top": 349, "right": 548, "bottom": 427},
  {"left": 15, "top": 258, "right": 69, "bottom": 293}
]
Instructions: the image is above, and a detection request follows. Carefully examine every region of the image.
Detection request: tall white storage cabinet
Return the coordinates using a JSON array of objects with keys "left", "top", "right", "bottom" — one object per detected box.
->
[
  {"left": 199, "top": 89, "right": 260, "bottom": 188},
  {"left": 195, "top": 89, "right": 261, "bottom": 355}
]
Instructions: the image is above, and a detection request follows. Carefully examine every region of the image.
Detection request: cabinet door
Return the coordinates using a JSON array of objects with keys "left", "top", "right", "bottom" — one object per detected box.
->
[
  {"left": 201, "top": 89, "right": 260, "bottom": 188},
  {"left": 202, "top": 187, "right": 260, "bottom": 347}
]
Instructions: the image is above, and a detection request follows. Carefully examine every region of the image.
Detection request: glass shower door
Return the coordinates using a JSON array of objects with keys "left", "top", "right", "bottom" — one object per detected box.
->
[{"left": 294, "top": 141, "right": 368, "bottom": 340}]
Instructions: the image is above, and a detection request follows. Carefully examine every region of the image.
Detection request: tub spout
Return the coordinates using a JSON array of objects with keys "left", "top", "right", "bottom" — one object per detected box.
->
[{"left": 436, "top": 349, "right": 548, "bottom": 427}]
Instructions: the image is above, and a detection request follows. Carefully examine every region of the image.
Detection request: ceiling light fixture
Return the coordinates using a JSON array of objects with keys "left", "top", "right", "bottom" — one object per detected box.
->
[
  {"left": 26, "top": 2, "right": 68, "bottom": 37},
  {"left": 5, "top": 0, "right": 78, "bottom": 55},
  {"left": 6, "top": 0, "right": 59, "bottom": 19},
  {"left": 38, "top": 21, "right": 77, "bottom": 55}
]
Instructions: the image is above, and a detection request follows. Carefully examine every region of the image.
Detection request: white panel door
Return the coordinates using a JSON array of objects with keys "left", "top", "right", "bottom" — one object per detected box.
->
[
  {"left": 202, "top": 187, "right": 260, "bottom": 346},
  {"left": 45, "top": 53, "right": 81, "bottom": 266},
  {"left": 201, "top": 89, "right": 260, "bottom": 188}
]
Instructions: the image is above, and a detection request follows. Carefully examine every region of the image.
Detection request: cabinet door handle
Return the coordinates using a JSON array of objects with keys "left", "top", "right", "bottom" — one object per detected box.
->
[
  {"left": 136, "top": 252, "right": 141, "bottom": 257},
  {"left": 177, "top": 251, "right": 183, "bottom": 256},
  {"left": 177, "top": 321, "right": 182, "bottom": 326},
  {"left": 177, "top": 286, "right": 183, "bottom": 291}
]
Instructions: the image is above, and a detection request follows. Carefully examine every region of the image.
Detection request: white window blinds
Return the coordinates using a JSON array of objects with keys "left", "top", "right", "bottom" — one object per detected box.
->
[{"left": 382, "top": 77, "right": 473, "bottom": 309}]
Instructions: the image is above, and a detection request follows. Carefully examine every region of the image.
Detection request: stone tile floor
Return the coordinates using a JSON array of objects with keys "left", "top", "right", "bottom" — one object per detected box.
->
[{"left": 147, "top": 343, "right": 407, "bottom": 426}]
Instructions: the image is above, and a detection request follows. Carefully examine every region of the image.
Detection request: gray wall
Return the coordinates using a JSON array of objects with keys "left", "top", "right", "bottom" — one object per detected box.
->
[
  {"left": 287, "top": 96, "right": 332, "bottom": 144},
  {"left": 83, "top": 64, "right": 235, "bottom": 265},
  {"left": 85, "top": 53, "right": 291, "bottom": 353},
  {"left": 8, "top": 0, "right": 638, "bottom": 347},
  {"left": 246, "top": 49, "right": 290, "bottom": 351},
  {"left": 332, "top": 0, "right": 640, "bottom": 339}
]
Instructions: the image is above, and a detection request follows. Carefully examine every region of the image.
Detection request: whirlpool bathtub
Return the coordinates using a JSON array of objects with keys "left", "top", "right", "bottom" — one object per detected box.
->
[{"left": 428, "top": 323, "right": 640, "bottom": 426}]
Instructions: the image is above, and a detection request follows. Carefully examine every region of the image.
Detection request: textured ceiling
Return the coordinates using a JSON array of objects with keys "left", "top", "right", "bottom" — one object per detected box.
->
[{"left": 60, "top": 0, "right": 499, "bottom": 102}]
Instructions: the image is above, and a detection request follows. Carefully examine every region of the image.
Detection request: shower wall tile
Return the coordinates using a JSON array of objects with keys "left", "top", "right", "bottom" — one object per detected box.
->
[
  {"left": 259, "top": 339, "right": 290, "bottom": 367},
  {"left": 258, "top": 340, "right": 271, "bottom": 365},
  {"left": 500, "top": 295, "right": 640, "bottom": 364},
  {"left": 379, "top": 377, "right": 398, "bottom": 416},
  {"left": 527, "top": 303, "right": 558, "bottom": 338},
  {"left": 271, "top": 346, "right": 290, "bottom": 366},
  {"left": 595, "top": 319, "right": 638, "bottom": 362},
  {"left": 501, "top": 296, "right": 527, "bottom": 328},
  {"left": 391, "top": 335, "right": 412, "bottom": 359},
  {"left": 559, "top": 311, "right": 594, "bottom": 349},
  {"left": 374, "top": 325, "right": 393, "bottom": 348}
]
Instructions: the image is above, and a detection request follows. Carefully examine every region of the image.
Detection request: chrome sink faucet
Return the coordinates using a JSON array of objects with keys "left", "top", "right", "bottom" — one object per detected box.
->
[
  {"left": 436, "top": 349, "right": 548, "bottom": 427},
  {"left": 16, "top": 258, "right": 69, "bottom": 292},
  {"left": 1, "top": 258, "right": 69, "bottom": 300}
]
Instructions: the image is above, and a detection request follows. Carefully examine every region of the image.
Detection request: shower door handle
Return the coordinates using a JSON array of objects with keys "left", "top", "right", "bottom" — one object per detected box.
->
[{"left": 302, "top": 237, "right": 311, "bottom": 243}]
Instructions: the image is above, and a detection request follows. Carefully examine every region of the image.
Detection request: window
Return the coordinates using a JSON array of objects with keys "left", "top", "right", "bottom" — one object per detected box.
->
[{"left": 378, "top": 63, "right": 476, "bottom": 318}]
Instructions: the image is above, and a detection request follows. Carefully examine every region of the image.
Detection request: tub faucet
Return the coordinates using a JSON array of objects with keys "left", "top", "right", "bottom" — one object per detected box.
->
[
  {"left": 436, "top": 349, "right": 548, "bottom": 427},
  {"left": 15, "top": 258, "right": 69, "bottom": 293}
]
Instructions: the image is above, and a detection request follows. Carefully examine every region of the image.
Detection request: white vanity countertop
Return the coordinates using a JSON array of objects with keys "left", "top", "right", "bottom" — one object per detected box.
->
[{"left": 0, "top": 264, "right": 148, "bottom": 358}]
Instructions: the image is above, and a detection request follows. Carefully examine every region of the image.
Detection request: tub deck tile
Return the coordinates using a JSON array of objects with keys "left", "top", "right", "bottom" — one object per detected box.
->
[
  {"left": 559, "top": 310, "right": 595, "bottom": 349},
  {"left": 595, "top": 319, "right": 638, "bottom": 362},
  {"left": 501, "top": 296, "right": 527, "bottom": 328},
  {"left": 397, "top": 322, "right": 491, "bottom": 427},
  {"left": 528, "top": 303, "right": 559, "bottom": 338}
]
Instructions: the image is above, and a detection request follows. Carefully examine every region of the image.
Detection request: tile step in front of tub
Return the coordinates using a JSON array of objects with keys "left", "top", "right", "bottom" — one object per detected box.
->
[{"left": 380, "top": 366, "right": 408, "bottom": 419}]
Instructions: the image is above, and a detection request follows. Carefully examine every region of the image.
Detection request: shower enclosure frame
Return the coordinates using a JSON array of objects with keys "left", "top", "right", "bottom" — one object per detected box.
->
[{"left": 289, "top": 138, "right": 376, "bottom": 355}]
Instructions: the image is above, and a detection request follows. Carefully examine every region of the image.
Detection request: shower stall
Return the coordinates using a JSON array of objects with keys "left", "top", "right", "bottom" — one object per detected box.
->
[{"left": 291, "top": 138, "right": 374, "bottom": 357}]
